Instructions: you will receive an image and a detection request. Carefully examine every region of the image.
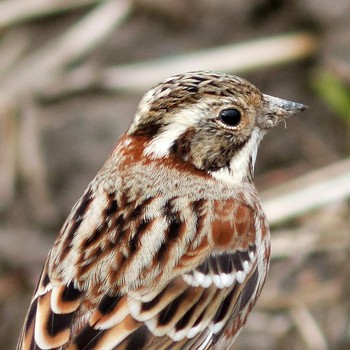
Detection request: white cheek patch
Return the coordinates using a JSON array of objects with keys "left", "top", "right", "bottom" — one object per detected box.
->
[
  {"left": 143, "top": 104, "right": 207, "bottom": 158},
  {"left": 143, "top": 124, "right": 186, "bottom": 158}
]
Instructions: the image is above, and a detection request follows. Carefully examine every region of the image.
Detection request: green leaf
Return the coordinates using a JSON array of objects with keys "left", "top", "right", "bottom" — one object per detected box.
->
[{"left": 313, "top": 70, "right": 350, "bottom": 122}]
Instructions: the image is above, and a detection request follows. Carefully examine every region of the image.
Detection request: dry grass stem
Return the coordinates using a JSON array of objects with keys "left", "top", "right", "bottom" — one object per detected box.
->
[
  {"left": 17, "top": 103, "right": 57, "bottom": 224},
  {"left": 41, "top": 32, "right": 317, "bottom": 97},
  {"left": 0, "top": 105, "right": 18, "bottom": 210},
  {"left": 262, "top": 158, "right": 350, "bottom": 224},
  {"left": 259, "top": 279, "right": 342, "bottom": 311},
  {"left": 0, "top": 0, "right": 132, "bottom": 105},
  {"left": 101, "top": 32, "right": 317, "bottom": 92},
  {"left": 0, "top": 30, "right": 29, "bottom": 78},
  {"left": 290, "top": 302, "right": 328, "bottom": 350},
  {"left": 0, "top": 0, "right": 100, "bottom": 29}
]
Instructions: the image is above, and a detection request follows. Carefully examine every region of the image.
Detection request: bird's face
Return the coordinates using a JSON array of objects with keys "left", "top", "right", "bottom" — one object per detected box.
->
[{"left": 128, "top": 71, "right": 306, "bottom": 183}]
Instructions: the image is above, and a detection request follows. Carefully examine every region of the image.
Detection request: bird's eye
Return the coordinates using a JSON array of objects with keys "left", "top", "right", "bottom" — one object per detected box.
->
[{"left": 219, "top": 108, "right": 242, "bottom": 128}]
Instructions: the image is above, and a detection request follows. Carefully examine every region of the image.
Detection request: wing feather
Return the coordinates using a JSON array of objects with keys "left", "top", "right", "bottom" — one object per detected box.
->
[{"left": 17, "top": 180, "right": 262, "bottom": 349}]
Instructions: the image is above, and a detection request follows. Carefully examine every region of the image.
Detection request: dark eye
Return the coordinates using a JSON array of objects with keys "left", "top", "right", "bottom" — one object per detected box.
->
[{"left": 219, "top": 108, "right": 242, "bottom": 127}]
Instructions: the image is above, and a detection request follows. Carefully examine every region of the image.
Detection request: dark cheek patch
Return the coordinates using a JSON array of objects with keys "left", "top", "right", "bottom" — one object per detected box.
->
[
  {"left": 170, "top": 127, "right": 196, "bottom": 160},
  {"left": 157, "top": 117, "right": 251, "bottom": 173},
  {"left": 197, "top": 130, "right": 250, "bottom": 172}
]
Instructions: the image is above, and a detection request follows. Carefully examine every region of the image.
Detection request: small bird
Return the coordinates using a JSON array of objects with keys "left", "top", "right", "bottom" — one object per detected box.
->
[{"left": 17, "top": 71, "right": 307, "bottom": 350}]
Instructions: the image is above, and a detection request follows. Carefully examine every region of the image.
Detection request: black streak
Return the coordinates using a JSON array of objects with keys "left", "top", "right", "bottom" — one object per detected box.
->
[
  {"left": 240, "top": 268, "right": 259, "bottom": 311},
  {"left": 73, "top": 325, "right": 103, "bottom": 349},
  {"left": 46, "top": 311, "right": 74, "bottom": 337},
  {"left": 125, "top": 326, "right": 148, "bottom": 350},
  {"left": 62, "top": 282, "right": 83, "bottom": 302},
  {"left": 98, "top": 294, "right": 122, "bottom": 315}
]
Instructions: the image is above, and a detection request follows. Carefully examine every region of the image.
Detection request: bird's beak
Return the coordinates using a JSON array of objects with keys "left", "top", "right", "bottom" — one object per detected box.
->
[
  {"left": 263, "top": 94, "right": 308, "bottom": 115},
  {"left": 260, "top": 94, "right": 308, "bottom": 130}
]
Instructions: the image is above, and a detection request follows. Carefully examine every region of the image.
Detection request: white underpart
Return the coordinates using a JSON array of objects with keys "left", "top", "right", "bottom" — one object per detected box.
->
[
  {"left": 143, "top": 103, "right": 208, "bottom": 158},
  {"left": 250, "top": 128, "right": 261, "bottom": 173},
  {"left": 210, "top": 127, "right": 263, "bottom": 185}
]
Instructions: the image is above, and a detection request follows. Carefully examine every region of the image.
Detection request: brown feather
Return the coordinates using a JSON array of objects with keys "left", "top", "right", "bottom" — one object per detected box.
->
[{"left": 17, "top": 71, "right": 306, "bottom": 349}]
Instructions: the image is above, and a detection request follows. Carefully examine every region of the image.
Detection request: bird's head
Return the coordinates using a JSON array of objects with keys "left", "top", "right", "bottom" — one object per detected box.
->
[{"left": 127, "top": 71, "right": 307, "bottom": 183}]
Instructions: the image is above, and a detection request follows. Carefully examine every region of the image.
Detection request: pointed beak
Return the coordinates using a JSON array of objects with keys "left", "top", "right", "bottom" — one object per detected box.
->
[
  {"left": 260, "top": 94, "right": 308, "bottom": 130},
  {"left": 263, "top": 94, "right": 308, "bottom": 115}
]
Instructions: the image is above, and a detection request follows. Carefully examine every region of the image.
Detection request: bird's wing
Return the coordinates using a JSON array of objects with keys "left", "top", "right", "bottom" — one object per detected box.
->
[{"left": 17, "top": 185, "right": 264, "bottom": 350}]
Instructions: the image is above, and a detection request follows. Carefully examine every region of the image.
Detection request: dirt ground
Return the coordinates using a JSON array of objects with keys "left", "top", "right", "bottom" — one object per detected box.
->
[{"left": 1, "top": 1, "right": 350, "bottom": 349}]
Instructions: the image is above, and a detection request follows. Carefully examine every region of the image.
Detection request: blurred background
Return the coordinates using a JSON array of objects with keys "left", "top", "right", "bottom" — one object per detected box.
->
[{"left": 1, "top": 1, "right": 350, "bottom": 349}]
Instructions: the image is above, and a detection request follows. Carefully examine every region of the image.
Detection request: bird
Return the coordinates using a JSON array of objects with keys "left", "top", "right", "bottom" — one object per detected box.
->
[{"left": 16, "top": 71, "right": 307, "bottom": 350}]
